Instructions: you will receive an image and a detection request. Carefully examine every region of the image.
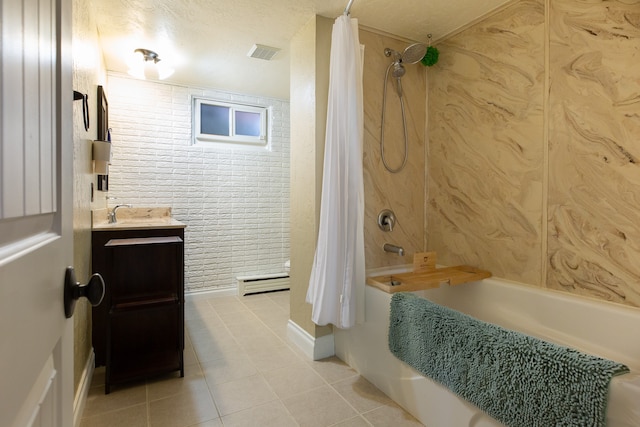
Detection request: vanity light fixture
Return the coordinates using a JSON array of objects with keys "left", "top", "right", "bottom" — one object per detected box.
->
[
  {"left": 127, "top": 48, "right": 175, "bottom": 80},
  {"left": 135, "top": 48, "right": 160, "bottom": 63}
]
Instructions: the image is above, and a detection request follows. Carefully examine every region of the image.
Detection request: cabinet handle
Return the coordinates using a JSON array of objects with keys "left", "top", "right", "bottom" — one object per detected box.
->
[{"left": 64, "top": 267, "right": 105, "bottom": 318}]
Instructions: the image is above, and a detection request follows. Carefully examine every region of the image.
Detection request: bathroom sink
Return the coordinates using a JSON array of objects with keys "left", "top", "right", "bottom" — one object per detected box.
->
[{"left": 92, "top": 207, "right": 186, "bottom": 230}]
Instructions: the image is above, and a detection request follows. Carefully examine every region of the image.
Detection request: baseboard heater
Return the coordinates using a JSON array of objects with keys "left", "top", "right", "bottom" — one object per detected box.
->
[{"left": 237, "top": 273, "right": 290, "bottom": 296}]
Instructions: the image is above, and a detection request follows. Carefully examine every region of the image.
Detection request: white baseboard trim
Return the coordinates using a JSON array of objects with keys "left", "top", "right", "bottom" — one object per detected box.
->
[
  {"left": 287, "top": 320, "right": 335, "bottom": 361},
  {"left": 73, "top": 350, "right": 95, "bottom": 427},
  {"left": 185, "top": 286, "right": 237, "bottom": 300}
]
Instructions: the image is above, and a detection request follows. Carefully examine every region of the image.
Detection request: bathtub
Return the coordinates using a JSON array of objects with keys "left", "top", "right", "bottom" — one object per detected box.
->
[{"left": 334, "top": 267, "right": 640, "bottom": 427}]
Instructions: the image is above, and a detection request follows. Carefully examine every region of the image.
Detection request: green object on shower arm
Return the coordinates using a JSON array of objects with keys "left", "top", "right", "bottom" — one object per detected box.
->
[{"left": 421, "top": 46, "right": 439, "bottom": 67}]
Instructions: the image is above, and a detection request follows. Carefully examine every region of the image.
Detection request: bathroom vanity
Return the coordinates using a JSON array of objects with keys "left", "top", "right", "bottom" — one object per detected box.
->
[{"left": 91, "top": 207, "right": 186, "bottom": 393}]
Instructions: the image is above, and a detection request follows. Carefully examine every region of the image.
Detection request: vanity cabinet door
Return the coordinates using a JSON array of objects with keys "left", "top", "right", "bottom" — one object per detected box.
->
[{"left": 106, "top": 236, "right": 182, "bottom": 304}]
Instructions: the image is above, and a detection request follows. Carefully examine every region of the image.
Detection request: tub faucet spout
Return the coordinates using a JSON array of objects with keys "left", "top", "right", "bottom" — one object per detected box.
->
[{"left": 383, "top": 243, "right": 404, "bottom": 256}]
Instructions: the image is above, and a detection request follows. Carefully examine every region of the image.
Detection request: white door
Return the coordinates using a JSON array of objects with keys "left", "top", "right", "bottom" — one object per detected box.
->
[{"left": 0, "top": 0, "right": 73, "bottom": 426}]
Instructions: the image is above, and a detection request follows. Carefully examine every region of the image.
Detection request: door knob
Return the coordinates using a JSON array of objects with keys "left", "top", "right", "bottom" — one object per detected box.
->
[{"left": 64, "top": 267, "right": 105, "bottom": 318}]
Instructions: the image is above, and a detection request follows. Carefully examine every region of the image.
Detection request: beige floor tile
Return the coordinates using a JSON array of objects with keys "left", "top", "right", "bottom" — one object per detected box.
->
[
  {"left": 83, "top": 382, "right": 146, "bottom": 417},
  {"left": 236, "top": 331, "right": 286, "bottom": 353},
  {"left": 331, "top": 376, "right": 395, "bottom": 413},
  {"left": 282, "top": 385, "right": 358, "bottom": 427},
  {"left": 147, "top": 367, "right": 208, "bottom": 401},
  {"left": 288, "top": 340, "right": 313, "bottom": 360},
  {"left": 262, "top": 362, "right": 326, "bottom": 399},
  {"left": 191, "top": 332, "right": 243, "bottom": 364},
  {"left": 149, "top": 389, "right": 219, "bottom": 427},
  {"left": 201, "top": 353, "right": 258, "bottom": 385},
  {"left": 184, "top": 332, "right": 193, "bottom": 349},
  {"left": 308, "top": 356, "right": 358, "bottom": 384},
  {"left": 224, "top": 319, "right": 272, "bottom": 338},
  {"left": 190, "top": 328, "right": 236, "bottom": 348},
  {"left": 255, "top": 319, "right": 289, "bottom": 336},
  {"left": 185, "top": 311, "right": 225, "bottom": 333},
  {"left": 239, "top": 294, "right": 282, "bottom": 311},
  {"left": 220, "top": 400, "right": 297, "bottom": 427},
  {"left": 267, "top": 292, "right": 290, "bottom": 310},
  {"left": 80, "top": 403, "right": 147, "bottom": 427},
  {"left": 206, "top": 295, "right": 242, "bottom": 303},
  {"left": 247, "top": 344, "right": 302, "bottom": 373},
  {"left": 196, "top": 345, "right": 247, "bottom": 366},
  {"left": 190, "top": 420, "right": 224, "bottom": 427},
  {"left": 217, "top": 308, "right": 261, "bottom": 325},
  {"left": 269, "top": 323, "right": 290, "bottom": 341},
  {"left": 207, "top": 297, "right": 246, "bottom": 314},
  {"left": 90, "top": 367, "right": 106, "bottom": 388},
  {"left": 362, "top": 403, "right": 424, "bottom": 426},
  {"left": 330, "top": 416, "right": 373, "bottom": 427},
  {"left": 189, "top": 322, "right": 235, "bottom": 344},
  {"left": 183, "top": 345, "right": 199, "bottom": 367},
  {"left": 209, "top": 374, "right": 278, "bottom": 416},
  {"left": 251, "top": 308, "right": 289, "bottom": 328},
  {"left": 184, "top": 308, "right": 218, "bottom": 322},
  {"left": 185, "top": 299, "right": 218, "bottom": 318}
]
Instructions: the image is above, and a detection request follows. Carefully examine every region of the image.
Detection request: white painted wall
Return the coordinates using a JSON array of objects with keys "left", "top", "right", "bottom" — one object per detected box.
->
[{"left": 105, "top": 74, "right": 290, "bottom": 292}]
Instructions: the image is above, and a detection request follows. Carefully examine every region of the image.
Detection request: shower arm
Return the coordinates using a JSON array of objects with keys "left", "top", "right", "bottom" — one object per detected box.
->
[{"left": 344, "top": 0, "right": 355, "bottom": 15}]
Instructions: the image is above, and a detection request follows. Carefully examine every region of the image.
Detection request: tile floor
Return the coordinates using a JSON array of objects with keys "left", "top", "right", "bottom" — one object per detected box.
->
[{"left": 80, "top": 290, "right": 424, "bottom": 427}]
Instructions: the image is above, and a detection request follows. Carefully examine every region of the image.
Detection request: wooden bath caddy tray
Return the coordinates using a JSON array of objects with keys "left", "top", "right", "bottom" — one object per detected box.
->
[{"left": 366, "top": 252, "right": 491, "bottom": 293}]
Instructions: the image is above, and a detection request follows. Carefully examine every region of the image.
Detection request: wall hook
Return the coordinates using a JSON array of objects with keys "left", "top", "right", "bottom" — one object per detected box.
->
[{"left": 73, "top": 90, "right": 90, "bottom": 131}]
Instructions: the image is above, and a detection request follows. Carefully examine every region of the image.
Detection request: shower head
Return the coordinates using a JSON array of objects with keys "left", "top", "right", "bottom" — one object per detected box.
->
[
  {"left": 384, "top": 43, "right": 427, "bottom": 66},
  {"left": 401, "top": 43, "right": 427, "bottom": 64},
  {"left": 392, "top": 62, "right": 405, "bottom": 78},
  {"left": 384, "top": 42, "right": 427, "bottom": 98}
]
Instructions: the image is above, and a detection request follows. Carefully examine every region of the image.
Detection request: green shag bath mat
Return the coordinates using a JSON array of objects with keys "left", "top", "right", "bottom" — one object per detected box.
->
[{"left": 388, "top": 292, "right": 629, "bottom": 427}]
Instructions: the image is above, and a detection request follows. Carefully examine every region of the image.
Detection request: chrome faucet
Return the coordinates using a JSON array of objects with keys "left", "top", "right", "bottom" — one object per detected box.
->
[
  {"left": 383, "top": 243, "right": 404, "bottom": 256},
  {"left": 108, "top": 204, "right": 132, "bottom": 224}
]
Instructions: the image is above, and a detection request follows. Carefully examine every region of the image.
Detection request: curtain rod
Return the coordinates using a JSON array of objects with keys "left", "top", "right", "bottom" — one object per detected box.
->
[{"left": 343, "top": 0, "right": 355, "bottom": 15}]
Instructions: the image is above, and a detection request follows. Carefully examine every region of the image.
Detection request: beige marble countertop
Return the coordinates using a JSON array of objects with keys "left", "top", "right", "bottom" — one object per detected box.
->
[{"left": 92, "top": 207, "right": 186, "bottom": 231}]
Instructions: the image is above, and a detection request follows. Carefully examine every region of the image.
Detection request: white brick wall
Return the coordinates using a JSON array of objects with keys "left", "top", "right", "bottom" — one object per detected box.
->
[{"left": 106, "top": 74, "right": 290, "bottom": 292}]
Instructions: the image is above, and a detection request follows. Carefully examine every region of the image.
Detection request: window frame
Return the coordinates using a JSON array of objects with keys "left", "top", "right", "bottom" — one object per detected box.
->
[{"left": 192, "top": 96, "right": 269, "bottom": 147}]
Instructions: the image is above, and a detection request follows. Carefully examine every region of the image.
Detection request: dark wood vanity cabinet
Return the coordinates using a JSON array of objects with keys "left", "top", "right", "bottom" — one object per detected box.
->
[{"left": 92, "top": 227, "right": 185, "bottom": 393}]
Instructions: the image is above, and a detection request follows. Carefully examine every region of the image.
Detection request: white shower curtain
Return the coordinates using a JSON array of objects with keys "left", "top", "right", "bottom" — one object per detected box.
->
[{"left": 306, "top": 15, "right": 365, "bottom": 329}]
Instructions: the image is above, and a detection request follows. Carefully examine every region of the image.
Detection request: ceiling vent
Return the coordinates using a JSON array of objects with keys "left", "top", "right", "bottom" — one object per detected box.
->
[{"left": 247, "top": 44, "right": 280, "bottom": 61}]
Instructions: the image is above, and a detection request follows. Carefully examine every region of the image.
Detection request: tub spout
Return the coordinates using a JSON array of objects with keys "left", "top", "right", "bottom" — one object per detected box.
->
[{"left": 383, "top": 243, "right": 404, "bottom": 256}]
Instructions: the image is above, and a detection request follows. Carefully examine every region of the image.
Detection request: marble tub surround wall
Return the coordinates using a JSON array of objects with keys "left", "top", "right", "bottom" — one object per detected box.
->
[
  {"left": 428, "top": 0, "right": 640, "bottom": 308},
  {"left": 547, "top": 0, "right": 640, "bottom": 306},
  {"left": 360, "top": 29, "right": 426, "bottom": 269},
  {"left": 428, "top": 0, "right": 545, "bottom": 286}
]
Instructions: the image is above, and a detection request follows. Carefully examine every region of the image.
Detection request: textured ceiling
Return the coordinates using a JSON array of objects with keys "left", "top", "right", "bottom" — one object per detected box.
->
[{"left": 91, "top": 0, "right": 513, "bottom": 99}]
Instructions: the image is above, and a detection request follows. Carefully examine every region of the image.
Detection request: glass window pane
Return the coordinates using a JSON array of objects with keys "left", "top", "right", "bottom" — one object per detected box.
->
[
  {"left": 201, "top": 104, "right": 230, "bottom": 136},
  {"left": 235, "top": 111, "right": 261, "bottom": 137}
]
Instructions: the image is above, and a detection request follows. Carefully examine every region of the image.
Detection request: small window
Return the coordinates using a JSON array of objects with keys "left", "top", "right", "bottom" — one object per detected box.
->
[{"left": 193, "top": 97, "right": 268, "bottom": 146}]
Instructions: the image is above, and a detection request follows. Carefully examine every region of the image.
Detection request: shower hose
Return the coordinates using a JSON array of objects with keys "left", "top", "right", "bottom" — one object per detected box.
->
[{"left": 380, "top": 62, "right": 409, "bottom": 174}]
